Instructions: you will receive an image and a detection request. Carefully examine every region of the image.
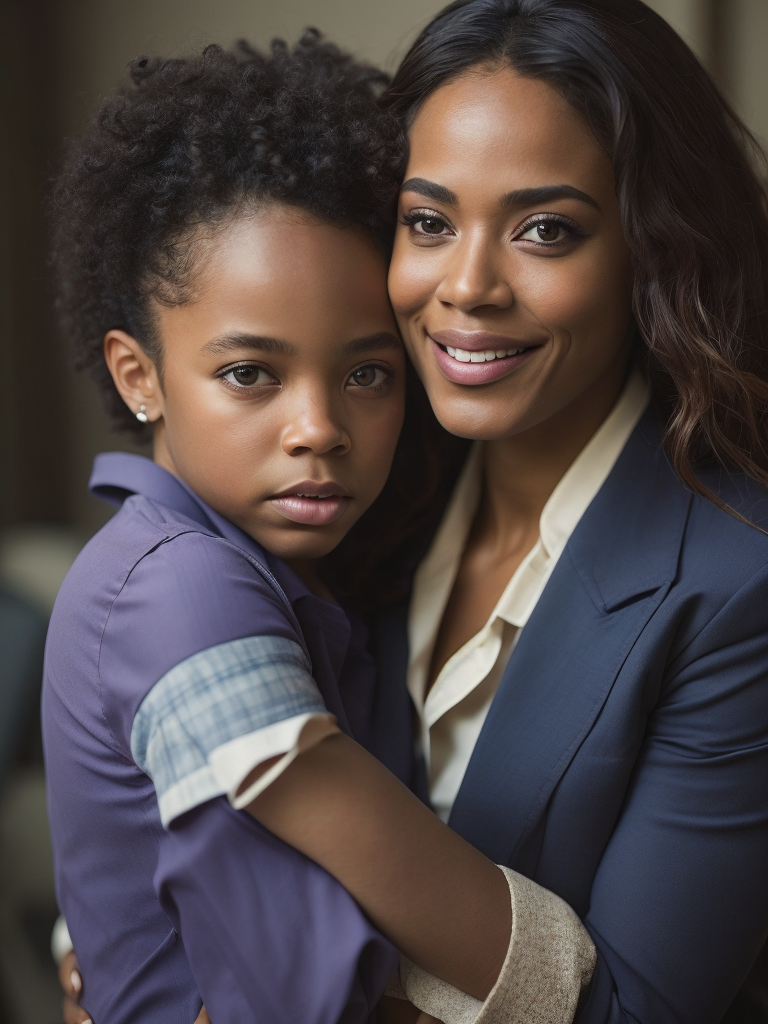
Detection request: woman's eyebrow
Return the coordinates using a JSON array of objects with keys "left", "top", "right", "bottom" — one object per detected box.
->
[
  {"left": 401, "top": 178, "right": 458, "bottom": 205},
  {"left": 344, "top": 332, "right": 402, "bottom": 355},
  {"left": 400, "top": 178, "right": 600, "bottom": 212},
  {"left": 501, "top": 184, "right": 601, "bottom": 211},
  {"left": 202, "top": 333, "right": 298, "bottom": 356}
]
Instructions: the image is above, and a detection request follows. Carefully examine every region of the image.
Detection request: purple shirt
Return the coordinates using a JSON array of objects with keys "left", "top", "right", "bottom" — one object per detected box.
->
[{"left": 43, "top": 453, "right": 398, "bottom": 1024}]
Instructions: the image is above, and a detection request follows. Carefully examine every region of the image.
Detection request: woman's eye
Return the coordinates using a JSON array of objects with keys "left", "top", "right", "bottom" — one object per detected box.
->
[
  {"left": 346, "top": 365, "right": 390, "bottom": 389},
  {"left": 403, "top": 211, "right": 451, "bottom": 237},
  {"left": 517, "top": 218, "right": 574, "bottom": 245},
  {"left": 417, "top": 216, "right": 449, "bottom": 235},
  {"left": 219, "top": 364, "right": 277, "bottom": 389}
]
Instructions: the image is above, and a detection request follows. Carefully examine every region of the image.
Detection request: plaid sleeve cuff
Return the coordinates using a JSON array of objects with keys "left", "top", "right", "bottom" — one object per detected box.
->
[{"left": 131, "top": 635, "right": 332, "bottom": 827}]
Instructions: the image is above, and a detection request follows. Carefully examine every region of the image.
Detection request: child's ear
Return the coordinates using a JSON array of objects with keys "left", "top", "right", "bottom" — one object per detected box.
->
[{"left": 104, "top": 330, "right": 163, "bottom": 424}]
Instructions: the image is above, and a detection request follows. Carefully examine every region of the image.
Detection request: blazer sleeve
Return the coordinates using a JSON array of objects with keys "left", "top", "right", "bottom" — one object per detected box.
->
[
  {"left": 155, "top": 796, "right": 397, "bottom": 1024},
  {"left": 576, "top": 562, "right": 768, "bottom": 1024}
]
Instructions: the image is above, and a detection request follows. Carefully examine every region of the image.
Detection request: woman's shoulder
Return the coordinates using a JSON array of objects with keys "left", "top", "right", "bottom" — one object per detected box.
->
[
  {"left": 685, "top": 466, "right": 768, "bottom": 564},
  {"left": 667, "top": 468, "right": 768, "bottom": 636},
  {"left": 574, "top": 430, "right": 768, "bottom": 633}
]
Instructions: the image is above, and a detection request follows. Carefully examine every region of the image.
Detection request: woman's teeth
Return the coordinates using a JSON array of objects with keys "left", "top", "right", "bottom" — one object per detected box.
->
[{"left": 445, "top": 345, "right": 526, "bottom": 363}]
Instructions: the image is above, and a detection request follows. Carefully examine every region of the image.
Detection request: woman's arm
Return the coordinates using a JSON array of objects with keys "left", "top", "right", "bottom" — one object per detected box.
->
[
  {"left": 242, "top": 731, "right": 512, "bottom": 1002},
  {"left": 572, "top": 565, "right": 768, "bottom": 1023}
]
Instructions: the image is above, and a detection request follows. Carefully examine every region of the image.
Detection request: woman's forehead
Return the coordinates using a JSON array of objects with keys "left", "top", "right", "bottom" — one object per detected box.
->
[{"left": 405, "top": 67, "right": 613, "bottom": 202}]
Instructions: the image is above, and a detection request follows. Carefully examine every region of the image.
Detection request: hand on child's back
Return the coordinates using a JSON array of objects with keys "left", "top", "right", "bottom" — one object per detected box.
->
[
  {"left": 58, "top": 950, "right": 212, "bottom": 1024},
  {"left": 59, "top": 950, "right": 90, "bottom": 1024}
]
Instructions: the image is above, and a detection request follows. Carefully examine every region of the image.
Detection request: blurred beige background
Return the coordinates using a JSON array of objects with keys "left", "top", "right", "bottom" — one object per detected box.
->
[{"left": 1, "top": 1, "right": 767, "bottom": 1021}]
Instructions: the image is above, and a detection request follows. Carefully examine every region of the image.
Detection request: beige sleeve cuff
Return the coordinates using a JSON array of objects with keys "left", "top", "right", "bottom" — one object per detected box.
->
[
  {"left": 398, "top": 864, "right": 597, "bottom": 1024},
  {"left": 384, "top": 968, "right": 409, "bottom": 1000}
]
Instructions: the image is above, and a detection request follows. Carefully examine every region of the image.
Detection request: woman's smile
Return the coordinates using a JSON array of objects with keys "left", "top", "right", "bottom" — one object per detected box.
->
[{"left": 428, "top": 328, "right": 544, "bottom": 385}]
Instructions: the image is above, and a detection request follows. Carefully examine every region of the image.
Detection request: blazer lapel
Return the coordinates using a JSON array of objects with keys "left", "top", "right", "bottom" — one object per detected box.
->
[{"left": 448, "top": 411, "right": 692, "bottom": 866}]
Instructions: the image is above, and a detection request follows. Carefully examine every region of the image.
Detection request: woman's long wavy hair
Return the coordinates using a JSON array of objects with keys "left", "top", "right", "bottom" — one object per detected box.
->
[{"left": 384, "top": 0, "right": 768, "bottom": 518}]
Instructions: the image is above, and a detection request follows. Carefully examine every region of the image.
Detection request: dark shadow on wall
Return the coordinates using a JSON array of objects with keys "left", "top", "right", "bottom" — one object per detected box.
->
[{"left": 3, "top": 0, "right": 71, "bottom": 530}]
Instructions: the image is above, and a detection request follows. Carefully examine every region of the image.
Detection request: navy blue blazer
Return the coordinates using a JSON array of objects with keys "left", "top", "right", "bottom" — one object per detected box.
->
[{"left": 373, "top": 408, "right": 768, "bottom": 1024}]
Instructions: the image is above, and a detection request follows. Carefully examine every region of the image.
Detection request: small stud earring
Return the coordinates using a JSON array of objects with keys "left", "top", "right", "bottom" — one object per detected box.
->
[{"left": 136, "top": 404, "right": 149, "bottom": 424}]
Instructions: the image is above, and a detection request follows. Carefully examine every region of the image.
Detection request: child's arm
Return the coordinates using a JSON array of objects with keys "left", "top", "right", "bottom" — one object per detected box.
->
[{"left": 240, "top": 731, "right": 511, "bottom": 1002}]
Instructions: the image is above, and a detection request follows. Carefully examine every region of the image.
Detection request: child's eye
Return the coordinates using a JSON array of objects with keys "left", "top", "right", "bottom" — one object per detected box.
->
[
  {"left": 346, "top": 365, "right": 392, "bottom": 390},
  {"left": 218, "top": 364, "right": 278, "bottom": 389}
]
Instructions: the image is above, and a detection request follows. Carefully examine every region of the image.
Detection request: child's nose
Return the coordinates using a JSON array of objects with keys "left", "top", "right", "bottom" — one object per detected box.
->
[{"left": 280, "top": 398, "right": 351, "bottom": 456}]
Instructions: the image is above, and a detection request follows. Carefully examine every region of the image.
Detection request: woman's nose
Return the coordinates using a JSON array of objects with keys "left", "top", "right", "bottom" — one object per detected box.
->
[
  {"left": 281, "top": 396, "right": 351, "bottom": 457},
  {"left": 434, "top": 236, "right": 514, "bottom": 312}
]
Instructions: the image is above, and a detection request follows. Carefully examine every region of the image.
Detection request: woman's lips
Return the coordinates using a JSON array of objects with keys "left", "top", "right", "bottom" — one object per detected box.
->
[
  {"left": 427, "top": 332, "right": 540, "bottom": 385},
  {"left": 269, "top": 485, "right": 351, "bottom": 526}
]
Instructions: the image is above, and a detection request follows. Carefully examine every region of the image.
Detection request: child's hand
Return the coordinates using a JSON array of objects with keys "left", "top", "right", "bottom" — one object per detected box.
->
[{"left": 59, "top": 950, "right": 92, "bottom": 1024}]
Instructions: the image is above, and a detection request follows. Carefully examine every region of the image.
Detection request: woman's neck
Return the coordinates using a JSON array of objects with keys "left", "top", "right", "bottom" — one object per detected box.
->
[{"left": 477, "top": 369, "right": 629, "bottom": 555}]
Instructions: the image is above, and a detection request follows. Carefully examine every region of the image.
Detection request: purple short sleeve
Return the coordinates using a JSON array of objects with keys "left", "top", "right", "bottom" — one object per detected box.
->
[{"left": 99, "top": 529, "right": 304, "bottom": 756}]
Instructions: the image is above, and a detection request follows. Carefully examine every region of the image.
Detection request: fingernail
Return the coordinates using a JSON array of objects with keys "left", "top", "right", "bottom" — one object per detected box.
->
[
  {"left": 83, "top": 1019, "right": 93, "bottom": 1024},
  {"left": 71, "top": 968, "right": 82, "bottom": 993}
]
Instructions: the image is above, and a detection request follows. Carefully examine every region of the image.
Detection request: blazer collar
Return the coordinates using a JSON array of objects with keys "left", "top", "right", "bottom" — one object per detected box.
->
[
  {"left": 566, "top": 405, "right": 690, "bottom": 612},
  {"left": 447, "top": 408, "right": 692, "bottom": 864}
]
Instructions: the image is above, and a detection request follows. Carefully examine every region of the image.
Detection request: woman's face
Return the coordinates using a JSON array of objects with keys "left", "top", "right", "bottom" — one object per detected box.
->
[{"left": 389, "top": 66, "right": 634, "bottom": 442}]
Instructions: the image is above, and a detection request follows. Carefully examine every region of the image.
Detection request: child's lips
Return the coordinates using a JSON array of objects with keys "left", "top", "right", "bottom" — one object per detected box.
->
[{"left": 269, "top": 482, "right": 352, "bottom": 526}]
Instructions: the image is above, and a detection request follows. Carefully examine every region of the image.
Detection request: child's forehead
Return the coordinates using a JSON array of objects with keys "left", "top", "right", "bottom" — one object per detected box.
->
[
  {"left": 154, "top": 206, "right": 397, "bottom": 358},
  {"left": 190, "top": 203, "right": 386, "bottom": 285},
  {"left": 195, "top": 206, "right": 384, "bottom": 282}
]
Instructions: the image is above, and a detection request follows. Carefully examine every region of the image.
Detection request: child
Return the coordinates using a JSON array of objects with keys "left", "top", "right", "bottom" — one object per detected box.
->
[{"left": 45, "top": 33, "right": 592, "bottom": 1024}]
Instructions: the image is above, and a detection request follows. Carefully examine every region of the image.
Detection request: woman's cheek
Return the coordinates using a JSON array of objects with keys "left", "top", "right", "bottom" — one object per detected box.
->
[
  {"left": 388, "top": 244, "right": 436, "bottom": 317},
  {"left": 527, "top": 255, "right": 620, "bottom": 338}
]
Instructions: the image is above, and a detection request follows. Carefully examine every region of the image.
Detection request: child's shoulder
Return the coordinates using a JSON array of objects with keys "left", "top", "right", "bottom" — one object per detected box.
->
[
  {"left": 61, "top": 491, "right": 268, "bottom": 600},
  {"left": 45, "top": 488, "right": 314, "bottom": 776},
  {"left": 52, "top": 492, "right": 302, "bottom": 683}
]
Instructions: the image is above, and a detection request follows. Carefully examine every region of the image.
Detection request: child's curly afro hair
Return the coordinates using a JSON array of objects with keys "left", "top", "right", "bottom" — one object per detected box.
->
[{"left": 51, "top": 30, "right": 405, "bottom": 432}]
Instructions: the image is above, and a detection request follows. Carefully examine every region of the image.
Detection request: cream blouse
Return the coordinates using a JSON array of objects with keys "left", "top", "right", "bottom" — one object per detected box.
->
[
  {"left": 390, "top": 371, "right": 649, "bottom": 1024},
  {"left": 407, "top": 369, "right": 649, "bottom": 821}
]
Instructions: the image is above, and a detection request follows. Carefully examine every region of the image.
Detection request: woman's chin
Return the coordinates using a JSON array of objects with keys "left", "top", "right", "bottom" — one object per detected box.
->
[{"left": 427, "top": 390, "right": 531, "bottom": 442}]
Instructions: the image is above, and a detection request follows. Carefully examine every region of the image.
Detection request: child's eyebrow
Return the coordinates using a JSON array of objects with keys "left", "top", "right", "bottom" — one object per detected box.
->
[
  {"left": 202, "top": 333, "right": 298, "bottom": 356},
  {"left": 201, "top": 332, "right": 401, "bottom": 357},
  {"left": 344, "top": 332, "right": 402, "bottom": 355}
]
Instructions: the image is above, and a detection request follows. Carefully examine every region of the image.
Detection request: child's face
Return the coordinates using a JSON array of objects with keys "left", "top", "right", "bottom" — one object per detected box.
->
[{"left": 148, "top": 207, "right": 405, "bottom": 561}]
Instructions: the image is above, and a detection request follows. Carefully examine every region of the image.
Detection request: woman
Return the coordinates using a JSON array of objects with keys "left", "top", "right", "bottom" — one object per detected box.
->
[
  {"left": 373, "top": 0, "right": 768, "bottom": 1021},
  {"left": 62, "top": 1, "right": 768, "bottom": 1022}
]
